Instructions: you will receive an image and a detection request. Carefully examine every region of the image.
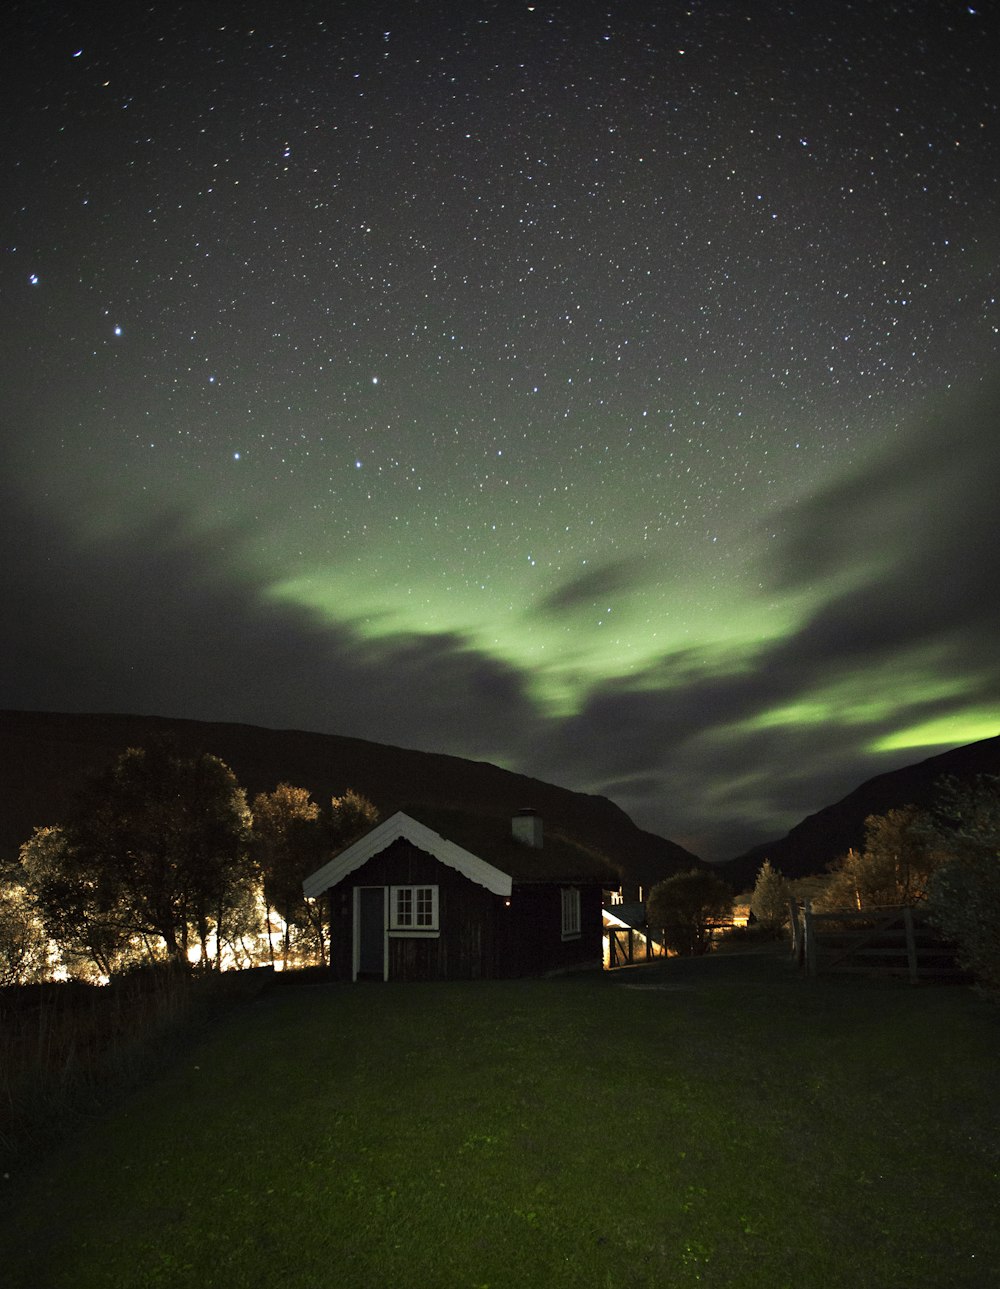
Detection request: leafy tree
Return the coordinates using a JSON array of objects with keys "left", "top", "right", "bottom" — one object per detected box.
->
[
  {"left": 38, "top": 742, "right": 253, "bottom": 969},
  {"left": 819, "top": 806, "right": 944, "bottom": 911},
  {"left": 251, "top": 783, "right": 324, "bottom": 968},
  {"left": 329, "top": 789, "right": 379, "bottom": 848},
  {"left": 750, "top": 860, "right": 792, "bottom": 932},
  {"left": 0, "top": 865, "right": 52, "bottom": 984},
  {"left": 215, "top": 880, "right": 270, "bottom": 970},
  {"left": 647, "top": 869, "right": 733, "bottom": 956},
  {"left": 925, "top": 775, "right": 1000, "bottom": 993},
  {"left": 250, "top": 785, "right": 377, "bottom": 969},
  {"left": 297, "top": 789, "right": 381, "bottom": 965},
  {"left": 20, "top": 824, "right": 135, "bottom": 978}
]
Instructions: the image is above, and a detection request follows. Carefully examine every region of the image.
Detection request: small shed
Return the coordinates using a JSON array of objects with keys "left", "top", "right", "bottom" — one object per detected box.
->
[{"left": 302, "top": 807, "right": 620, "bottom": 981}]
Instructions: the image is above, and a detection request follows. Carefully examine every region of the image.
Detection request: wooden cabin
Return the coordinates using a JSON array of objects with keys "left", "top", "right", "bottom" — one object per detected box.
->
[{"left": 302, "top": 807, "right": 620, "bottom": 981}]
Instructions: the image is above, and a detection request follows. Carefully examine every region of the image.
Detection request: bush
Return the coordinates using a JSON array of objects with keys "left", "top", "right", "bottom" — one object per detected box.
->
[
  {"left": 927, "top": 861, "right": 1000, "bottom": 993},
  {"left": 646, "top": 869, "right": 733, "bottom": 957},
  {"left": 924, "top": 775, "right": 1000, "bottom": 994}
]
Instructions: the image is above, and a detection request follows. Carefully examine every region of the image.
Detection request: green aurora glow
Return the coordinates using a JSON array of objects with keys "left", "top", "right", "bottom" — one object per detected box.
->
[{"left": 2, "top": 3, "right": 998, "bottom": 857}]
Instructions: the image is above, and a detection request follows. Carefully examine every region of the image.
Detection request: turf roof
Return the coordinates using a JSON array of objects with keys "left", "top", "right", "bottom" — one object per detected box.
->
[{"left": 399, "top": 805, "right": 622, "bottom": 886}]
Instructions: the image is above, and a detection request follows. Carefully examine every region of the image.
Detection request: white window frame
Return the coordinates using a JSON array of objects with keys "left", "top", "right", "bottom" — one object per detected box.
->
[
  {"left": 561, "top": 886, "right": 581, "bottom": 940},
  {"left": 388, "top": 884, "right": 440, "bottom": 937}
]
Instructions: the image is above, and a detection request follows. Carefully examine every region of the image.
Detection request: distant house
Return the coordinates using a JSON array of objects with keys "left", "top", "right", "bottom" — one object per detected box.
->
[{"left": 302, "top": 808, "right": 620, "bottom": 982}]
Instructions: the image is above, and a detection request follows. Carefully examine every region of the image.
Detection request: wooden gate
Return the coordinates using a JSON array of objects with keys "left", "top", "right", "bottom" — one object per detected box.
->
[{"left": 795, "top": 903, "right": 965, "bottom": 984}]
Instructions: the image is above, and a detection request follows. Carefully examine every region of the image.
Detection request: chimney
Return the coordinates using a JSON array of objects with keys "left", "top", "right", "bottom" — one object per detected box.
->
[{"left": 512, "top": 808, "right": 543, "bottom": 848}]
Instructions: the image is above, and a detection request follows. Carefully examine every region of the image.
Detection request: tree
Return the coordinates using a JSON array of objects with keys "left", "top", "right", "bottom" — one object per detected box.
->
[
  {"left": 44, "top": 742, "right": 253, "bottom": 969},
  {"left": 298, "top": 789, "right": 380, "bottom": 965},
  {"left": 20, "top": 824, "right": 136, "bottom": 978},
  {"left": 925, "top": 775, "right": 1000, "bottom": 993},
  {"left": 646, "top": 869, "right": 733, "bottom": 956},
  {"left": 329, "top": 789, "right": 379, "bottom": 848},
  {"left": 819, "top": 806, "right": 944, "bottom": 911},
  {"left": 251, "top": 783, "right": 324, "bottom": 968},
  {"left": 750, "top": 860, "right": 791, "bottom": 932},
  {"left": 0, "top": 865, "right": 51, "bottom": 985}
]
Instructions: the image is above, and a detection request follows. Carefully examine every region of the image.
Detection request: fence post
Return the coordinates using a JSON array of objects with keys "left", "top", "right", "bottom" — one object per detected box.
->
[
  {"left": 788, "top": 900, "right": 802, "bottom": 964},
  {"left": 803, "top": 901, "right": 817, "bottom": 978},
  {"left": 903, "top": 906, "right": 919, "bottom": 985}
]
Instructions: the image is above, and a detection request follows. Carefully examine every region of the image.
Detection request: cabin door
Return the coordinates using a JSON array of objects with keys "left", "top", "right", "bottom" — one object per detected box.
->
[{"left": 356, "top": 887, "right": 387, "bottom": 980}]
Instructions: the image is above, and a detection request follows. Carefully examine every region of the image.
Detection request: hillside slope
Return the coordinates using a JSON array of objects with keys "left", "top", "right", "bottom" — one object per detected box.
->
[
  {"left": 720, "top": 734, "right": 1000, "bottom": 886},
  {"left": 0, "top": 709, "right": 699, "bottom": 890}
]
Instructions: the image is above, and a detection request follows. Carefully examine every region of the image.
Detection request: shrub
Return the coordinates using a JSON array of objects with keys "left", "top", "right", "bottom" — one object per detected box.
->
[
  {"left": 927, "top": 860, "right": 1000, "bottom": 993},
  {"left": 925, "top": 775, "right": 1000, "bottom": 994},
  {"left": 646, "top": 869, "right": 733, "bottom": 956}
]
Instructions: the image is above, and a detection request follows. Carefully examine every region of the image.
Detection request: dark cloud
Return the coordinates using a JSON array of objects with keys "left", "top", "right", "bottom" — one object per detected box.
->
[
  {"left": 516, "top": 382, "right": 1000, "bottom": 856},
  {"left": 534, "top": 557, "right": 650, "bottom": 617},
  {"left": 3, "top": 377, "right": 998, "bottom": 862},
  {"left": 772, "top": 380, "right": 1000, "bottom": 607},
  {"left": 763, "top": 380, "right": 1000, "bottom": 687},
  {"left": 0, "top": 479, "right": 547, "bottom": 768}
]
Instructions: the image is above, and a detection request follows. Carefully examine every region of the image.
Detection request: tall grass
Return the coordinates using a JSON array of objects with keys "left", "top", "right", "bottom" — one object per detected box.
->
[
  {"left": 1, "top": 954, "right": 997, "bottom": 1288},
  {"left": 0, "top": 967, "right": 270, "bottom": 1168}
]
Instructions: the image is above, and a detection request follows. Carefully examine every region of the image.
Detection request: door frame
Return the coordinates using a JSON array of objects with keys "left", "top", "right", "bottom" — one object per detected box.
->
[{"left": 353, "top": 886, "right": 388, "bottom": 981}]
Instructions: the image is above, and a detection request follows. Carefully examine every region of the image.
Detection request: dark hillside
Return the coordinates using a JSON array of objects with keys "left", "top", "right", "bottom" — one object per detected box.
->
[
  {"left": 720, "top": 733, "right": 1000, "bottom": 886},
  {"left": 0, "top": 710, "right": 698, "bottom": 891}
]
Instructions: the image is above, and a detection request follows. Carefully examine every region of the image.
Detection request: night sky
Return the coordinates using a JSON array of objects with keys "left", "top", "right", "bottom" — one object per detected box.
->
[{"left": 3, "top": 2, "right": 998, "bottom": 860}]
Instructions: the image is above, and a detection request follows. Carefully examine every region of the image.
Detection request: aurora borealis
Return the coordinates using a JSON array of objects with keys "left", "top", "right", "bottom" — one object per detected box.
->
[{"left": 3, "top": 2, "right": 998, "bottom": 859}]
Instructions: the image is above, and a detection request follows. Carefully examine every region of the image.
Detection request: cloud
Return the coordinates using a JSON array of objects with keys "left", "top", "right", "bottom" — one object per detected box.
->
[
  {"left": 762, "top": 380, "right": 1000, "bottom": 699},
  {"left": 771, "top": 380, "right": 1000, "bottom": 623},
  {"left": 517, "top": 381, "right": 1000, "bottom": 856},
  {"left": 0, "top": 479, "right": 547, "bottom": 768},
  {"left": 3, "top": 377, "right": 998, "bottom": 863},
  {"left": 534, "top": 557, "right": 650, "bottom": 616}
]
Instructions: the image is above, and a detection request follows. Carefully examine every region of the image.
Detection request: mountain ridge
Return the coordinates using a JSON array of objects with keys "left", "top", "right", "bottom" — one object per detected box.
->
[
  {"left": 0, "top": 709, "right": 699, "bottom": 891},
  {"left": 719, "top": 733, "right": 1000, "bottom": 886}
]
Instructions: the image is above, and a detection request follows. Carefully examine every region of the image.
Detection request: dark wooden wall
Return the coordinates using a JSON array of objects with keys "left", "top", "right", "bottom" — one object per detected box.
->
[
  {"left": 502, "top": 882, "right": 605, "bottom": 976},
  {"left": 325, "top": 837, "right": 605, "bottom": 981}
]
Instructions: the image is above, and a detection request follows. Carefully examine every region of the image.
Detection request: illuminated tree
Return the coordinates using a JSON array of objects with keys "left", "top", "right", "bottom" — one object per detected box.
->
[
  {"left": 251, "top": 783, "right": 324, "bottom": 968},
  {"left": 20, "top": 824, "right": 134, "bottom": 978},
  {"left": 329, "top": 788, "right": 379, "bottom": 847},
  {"left": 646, "top": 869, "right": 733, "bottom": 956},
  {"left": 820, "top": 806, "right": 944, "bottom": 911},
  {"left": 58, "top": 741, "right": 252, "bottom": 968},
  {"left": 750, "top": 860, "right": 792, "bottom": 932},
  {"left": 0, "top": 865, "right": 52, "bottom": 984}
]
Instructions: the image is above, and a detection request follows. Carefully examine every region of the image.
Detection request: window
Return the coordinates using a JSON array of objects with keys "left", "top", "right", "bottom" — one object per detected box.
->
[
  {"left": 561, "top": 887, "right": 581, "bottom": 940},
  {"left": 389, "top": 885, "right": 439, "bottom": 934}
]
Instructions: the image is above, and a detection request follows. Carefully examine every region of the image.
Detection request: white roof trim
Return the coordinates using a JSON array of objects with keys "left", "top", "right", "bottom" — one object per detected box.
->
[{"left": 302, "top": 811, "right": 513, "bottom": 899}]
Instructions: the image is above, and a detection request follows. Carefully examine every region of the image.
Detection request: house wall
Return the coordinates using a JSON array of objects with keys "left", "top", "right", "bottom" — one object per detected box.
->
[
  {"left": 325, "top": 836, "right": 606, "bottom": 982},
  {"left": 503, "top": 882, "right": 605, "bottom": 976},
  {"left": 328, "top": 837, "right": 503, "bottom": 982}
]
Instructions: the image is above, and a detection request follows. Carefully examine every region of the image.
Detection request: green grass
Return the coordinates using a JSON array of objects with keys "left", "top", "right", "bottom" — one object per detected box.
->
[{"left": 1, "top": 954, "right": 997, "bottom": 1289}]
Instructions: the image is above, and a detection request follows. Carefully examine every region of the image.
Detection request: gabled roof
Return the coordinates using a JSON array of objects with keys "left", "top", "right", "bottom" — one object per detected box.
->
[{"left": 302, "top": 808, "right": 620, "bottom": 899}]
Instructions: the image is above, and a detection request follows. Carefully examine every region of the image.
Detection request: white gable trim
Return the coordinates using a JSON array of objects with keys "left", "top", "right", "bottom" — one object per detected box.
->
[{"left": 302, "top": 811, "right": 513, "bottom": 899}]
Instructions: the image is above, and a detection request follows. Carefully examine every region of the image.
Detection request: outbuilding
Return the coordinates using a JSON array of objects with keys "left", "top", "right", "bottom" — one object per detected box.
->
[{"left": 302, "top": 807, "right": 619, "bottom": 981}]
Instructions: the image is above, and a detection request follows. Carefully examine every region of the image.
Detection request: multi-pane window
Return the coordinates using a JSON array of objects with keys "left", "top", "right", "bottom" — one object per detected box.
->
[{"left": 389, "top": 885, "right": 439, "bottom": 932}]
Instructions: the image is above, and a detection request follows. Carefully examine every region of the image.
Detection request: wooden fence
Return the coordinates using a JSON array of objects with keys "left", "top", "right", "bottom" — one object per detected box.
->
[
  {"left": 789, "top": 902, "right": 966, "bottom": 984},
  {"left": 603, "top": 926, "right": 667, "bottom": 969}
]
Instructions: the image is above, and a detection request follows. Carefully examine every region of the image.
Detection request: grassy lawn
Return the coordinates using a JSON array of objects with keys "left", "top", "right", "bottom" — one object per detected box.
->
[{"left": 1, "top": 953, "right": 996, "bottom": 1289}]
